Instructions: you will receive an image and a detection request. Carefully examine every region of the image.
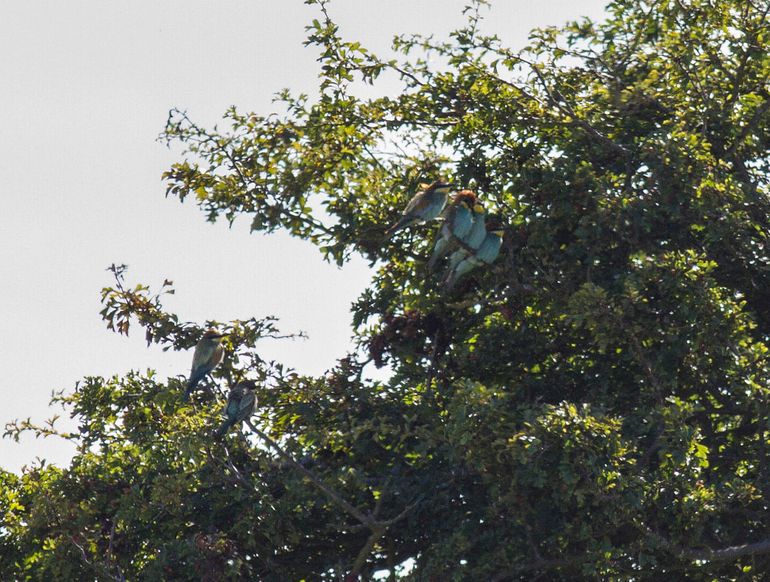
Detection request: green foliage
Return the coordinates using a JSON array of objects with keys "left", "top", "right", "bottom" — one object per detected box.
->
[{"left": 4, "top": 0, "right": 770, "bottom": 579}]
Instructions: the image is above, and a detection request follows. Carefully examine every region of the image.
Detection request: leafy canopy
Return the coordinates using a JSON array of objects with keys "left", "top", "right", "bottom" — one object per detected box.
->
[{"left": 4, "top": 0, "right": 770, "bottom": 579}]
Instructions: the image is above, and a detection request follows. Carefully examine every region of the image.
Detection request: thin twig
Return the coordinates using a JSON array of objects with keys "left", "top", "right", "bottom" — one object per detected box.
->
[{"left": 69, "top": 534, "right": 126, "bottom": 582}]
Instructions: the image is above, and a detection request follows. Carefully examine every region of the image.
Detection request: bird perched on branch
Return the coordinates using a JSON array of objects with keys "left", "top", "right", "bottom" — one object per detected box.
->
[
  {"left": 183, "top": 329, "right": 225, "bottom": 400},
  {"left": 444, "top": 201, "right": 487, "bottom": 273},
  {"left": 214, "top": 380, "right": 257, "bottom": 438},
  {"left": 443, "top": 219, "right": 504, "bottom": 291},
  {"left": 428, "top": 190, "right": 483, "bottom": 271},
  {"left": 383, "top": 180, "right": 451, "bottom": 240}
]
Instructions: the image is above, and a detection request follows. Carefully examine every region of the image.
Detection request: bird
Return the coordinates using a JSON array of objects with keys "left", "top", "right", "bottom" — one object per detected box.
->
[
  {"left": 183, "top": 329, "right": 226, "bottom": 400},
  {"left": 444, "top": 202, "right": 488, "bottom": 273},
  {"left": 443, "top": 219, "right": 504, "bottom": 291},
  {"left": 460, "top": 201, "right": 488, "bottom": 251},
  {"left": 214, "top": 380, "right": 257, "bottom": 438},
  {"left": 427, "top": 190, "right": 482, "bottom": 271},
  {"left": 383, "top": 180, "right": 451, "bottom": 240}
]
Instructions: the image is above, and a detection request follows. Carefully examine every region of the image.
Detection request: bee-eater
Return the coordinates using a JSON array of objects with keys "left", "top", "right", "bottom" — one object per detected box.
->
[
  {"left": 183, "top": 329, "right": 225, "bottom": 400},
  {"left": 443, "top": 221, "right": 504, "bottom": 291},
  {"left": 383, "top": 180, "right": 451, "bottom": 240},
  {"left": 214, "top": 380, "right": 257, "bottom": 438},
  {"left": 428, "top": 190, "right": 482, "bottom": 271},
  {"left": 462, "top": 202, "right": 488, "bottom": 251},
  {"left": 444, "top": 202, "right": 488, "bottom": 273}
]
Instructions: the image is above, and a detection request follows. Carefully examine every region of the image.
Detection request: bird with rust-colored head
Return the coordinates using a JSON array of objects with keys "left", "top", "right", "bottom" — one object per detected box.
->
[
  {"left": 214, "top": 380, "right": 257, "bottom": 438},
  {"left": 183, "top": 329, "right": 226, "bottom": 400},
  {"left": 443, "top": 217, "right": 504, "bottom": 291},
  {"left": 383, "top": 180, "right": 451, "bottom": 241},
  {"left": 428, "top": 190, "right": 483, "bottom": 271}
]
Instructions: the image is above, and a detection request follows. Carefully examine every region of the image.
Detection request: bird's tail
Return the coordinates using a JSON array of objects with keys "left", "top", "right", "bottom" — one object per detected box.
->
[
  {"left": 442, "top": 267, "right": 463, "bottom": 293},
  {"left": 427, "top": 241, "right": 448, "bottom": 272},
  {"left": 214, "top": 419, "right": 234, "bottom": 439},
  {"left": 382, "top": 225, "right": 399, "bottom": 242},
  {"left": 182, "top": 376, "right": 199, "bottom": 401},
  {"left": 382, "top": 216, "right": 411, "bottom": 242},
  {"left": 442, "top": 272, "right": 457, "bottom": 293}
]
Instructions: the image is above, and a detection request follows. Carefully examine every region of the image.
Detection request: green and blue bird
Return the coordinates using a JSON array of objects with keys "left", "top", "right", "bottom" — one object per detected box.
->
[
  {"left": 444, "top": 201, "right": 488, "bottom": 273},
  {"left": 427, "top": 190, "right": 482, "bottom": 271},
  {"left": 214, "top": 380, "right": 257, "bottom": 438},
  {"left": 183, "top": 329, "right": 225, "bottom": 400},
  {"left": 443, "top": 219, "right": 504, "bottom": 291},
  {"left": 383, "top": 180, "right": 451, "bottom": 240}
]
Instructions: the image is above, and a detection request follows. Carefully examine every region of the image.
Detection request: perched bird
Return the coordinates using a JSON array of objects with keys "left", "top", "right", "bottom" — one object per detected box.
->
[
  {"left": 183, "top": 329, "right": 226, "bottom": 400},
  {"left": 214, "top": 380, "right": 257, "bottom": 438},
  {"left": 383, "top": 180, "right": 451, "bottom": 240},
  {"left": 427, "top": 190, "right": 482, "bottom": 271},
  {"left": 443, "top": 220, "right": 504, "bottom": 291},
  {"left": 463, "top": 202, "right": 488, "bottom": 248},
  {"left": 444, "top": 202, "right": 487, "bottom": 273}
]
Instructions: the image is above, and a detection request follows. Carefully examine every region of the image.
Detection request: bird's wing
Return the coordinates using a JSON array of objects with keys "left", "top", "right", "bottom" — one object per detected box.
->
[
  {"left": 190, "top": 341, "right": 207, "bottom": 374},
  {"left": 212, "top": 344, "right": 224, "bottom": 366},
  {"left": 465, "top": 214, "right": 488, "bottom": 249},
  {"left": 225, "top": 388, "right": 242, "bottom": 416},
  {"left": 441, "top": 203, "right": 457, "bottom": 222},
  {"left": 402, "top": 190, "right": 428, "bottom": 216},
  {"left": 477, "top": 234, "right": 503, "bottom": 264},
  {"left": 443, "top": 256, "right": 477, "bottom": 291},
  {"left": 447, "top": 248, "right": 469, "bottom": 271},
  {"left": 451, "top": 206, "right": 473, "bottom": 239},
  {"left": 428, "top": 236, "right": 450, "bottom": 271},
  {"left": 236, "top": 391, "right": 257, "bottom": 422}
]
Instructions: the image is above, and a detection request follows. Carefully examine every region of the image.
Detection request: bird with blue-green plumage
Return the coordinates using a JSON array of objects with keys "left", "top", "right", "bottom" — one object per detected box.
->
[
  {"left": 214, "top": 380, "right": 257, "bottom": 438},
  {"left": 383, "top": 180, "right": 451, "bottom": 241},
  {"left": 427, "top": 190, "right": 483, "bottom": 271},
  {"left": 444, "top": 201, "right": 488, "bottom": 272},
  {"left": 443, "top": 218, "right": 504, "bottom": 291},
  {"left": 183, "top": 329, "right": 226, "bottom": 400}
]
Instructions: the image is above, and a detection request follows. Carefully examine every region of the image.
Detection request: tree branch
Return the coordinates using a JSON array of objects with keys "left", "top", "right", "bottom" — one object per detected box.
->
[
  {"left": 490, "top": 555, "right": 584, "bottom": 581},
  {"left": 491, "top": 534, "right": 770, "bottom": 581},
  {"left": 349, "top": 529, "right": 385, "bottom": 579},
  {"left": 244, "top": 419, "right": 374, "bottom": 528},
  {"left": 646, "top": 527, "right": 770, "bottom": 563}
]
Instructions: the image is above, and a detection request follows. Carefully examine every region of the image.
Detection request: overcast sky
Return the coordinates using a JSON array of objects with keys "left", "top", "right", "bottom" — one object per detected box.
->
[{"left": 0, "top": 0, "right": 607, "bottom": 473}]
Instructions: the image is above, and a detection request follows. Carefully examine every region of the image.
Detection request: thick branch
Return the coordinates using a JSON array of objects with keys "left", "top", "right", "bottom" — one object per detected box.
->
[
  {"left": 491, "top": 534, "right": 770, "bottom": 581},
  {"left": 349, "top": 529, "right": 385, "bottom": 579},
  {"left": 646, "top": 527, "right": 770, "bottom": 563},
  {"left": 681, "top": 539, "right": 770, "bottom": 561}
]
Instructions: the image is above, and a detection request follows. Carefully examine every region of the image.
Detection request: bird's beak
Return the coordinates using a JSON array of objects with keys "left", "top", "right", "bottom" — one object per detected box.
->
[
  {"left": 473, "top": 204, "right": 485, "bottom": 213},
  {"left": 492, "top": 229, "right": 505, "bottom": 237}
]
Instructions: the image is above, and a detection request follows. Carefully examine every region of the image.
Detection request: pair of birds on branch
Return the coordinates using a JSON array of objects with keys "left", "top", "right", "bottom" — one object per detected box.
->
[
  {"left": 184, "top": 329, "right": 255, "bottom": 438},
  {"left": 384, "top": 180, "right": 504, "bottom": 291}
]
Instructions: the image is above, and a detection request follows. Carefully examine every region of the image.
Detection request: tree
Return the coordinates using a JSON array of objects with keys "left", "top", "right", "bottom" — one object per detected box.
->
[{"left": 3, "top": 0, "right": 770, "bottom": 579}]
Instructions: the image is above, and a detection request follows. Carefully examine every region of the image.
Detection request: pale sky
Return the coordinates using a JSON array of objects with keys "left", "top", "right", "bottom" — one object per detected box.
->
[{"left": 0, "top": 0, "right": 607, "bottom": 473}]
